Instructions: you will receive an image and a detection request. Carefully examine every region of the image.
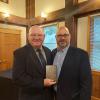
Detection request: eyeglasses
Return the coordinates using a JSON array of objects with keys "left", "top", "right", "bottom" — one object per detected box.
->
[
  {"left": 30, "top": 34, "right": 44, "bottom": 37},
  {"left": 56, "top": 34, "right": 69, "bottom": 38}
]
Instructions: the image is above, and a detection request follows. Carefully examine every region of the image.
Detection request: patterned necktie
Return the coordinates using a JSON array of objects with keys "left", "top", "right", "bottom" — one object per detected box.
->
[{"left": 37, "top": 49, "right": 46, "bottom": 68}]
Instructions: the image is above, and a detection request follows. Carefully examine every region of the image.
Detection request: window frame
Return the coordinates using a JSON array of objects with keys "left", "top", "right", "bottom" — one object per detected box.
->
[{"left": 89, "top": 15, "right": 100, "bottom": 71}]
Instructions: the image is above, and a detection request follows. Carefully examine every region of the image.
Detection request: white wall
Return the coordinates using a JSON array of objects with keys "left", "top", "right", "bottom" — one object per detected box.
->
[
  {"left": 0, "top": 0, "right": 26, "bottom": 17},
  {"left": 35, "top": 0, "right": 65, "bottom": 17},
  {"left": 77, "top": 17, "right": 88, "bottom": 51},
  {"left": 58, "top": 21, "right": 65, "bottom": 27},
  {"left": 0, "top": 24, "right": 26, "bottom": 46}
]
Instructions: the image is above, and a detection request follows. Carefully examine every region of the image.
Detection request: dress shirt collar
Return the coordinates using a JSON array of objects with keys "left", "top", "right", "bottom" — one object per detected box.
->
[
  {"left": 34, "top": 46, "right": 43, "bottom": 52},
  {"left": 57, "top": 44, "right": 70, "bottom": 53}
]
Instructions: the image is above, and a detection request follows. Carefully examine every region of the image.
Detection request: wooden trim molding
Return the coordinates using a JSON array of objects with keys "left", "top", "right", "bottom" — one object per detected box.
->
[
  {"left": 0, "top": 12, "right": 28, "bottom": 27},
  {"left": 30, "top": 8, "right": 65, "bottom": 25},
  {"left": 92, "top": 71, "right": 100, "bottom": 99},
  {"left": 92, "top": 71, "right": 100, "bottom": 75},
  {"left": 73, "top": 0, "right": 78, "bottom": 5},
  {"left": 0, "top": 0, "right": 8, "bottom": 4},
  {"left": 91, "top": 96, "right": 100, "bottom": 100},
  {"left": 74, "top": 0, "right": 100, "bottom": 17},
  {"left": 26, "top": 0, "right": 35, "bottom": 19},
  {"left": 87, "top": 16, "right": 90, "bottom": 54}
]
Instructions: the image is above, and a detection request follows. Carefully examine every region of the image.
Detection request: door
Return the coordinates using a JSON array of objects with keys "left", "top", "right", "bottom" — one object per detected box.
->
[{"left": 0, "top": 28, "right": 21, "bottom": 71}]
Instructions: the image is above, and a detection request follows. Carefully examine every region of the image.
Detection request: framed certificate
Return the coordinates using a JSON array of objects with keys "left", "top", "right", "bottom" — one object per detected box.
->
[{"left": 46, "top": 65, "right": 57, "bottom": 81}]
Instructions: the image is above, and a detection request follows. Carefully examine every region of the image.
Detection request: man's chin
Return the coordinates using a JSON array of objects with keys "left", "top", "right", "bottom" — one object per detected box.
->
[
  {"left": 31, "top": 43, "right": 41, "bottom": 48},
  {"left": 59, "top": 43, "right": 67, "bottom": 48}
]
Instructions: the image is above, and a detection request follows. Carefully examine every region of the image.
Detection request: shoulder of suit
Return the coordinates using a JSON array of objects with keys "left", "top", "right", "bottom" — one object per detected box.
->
[
  {"left": 42, "top": 46, "right": 51, "bottom": 52},
  {"left": 51, "top": 48, "right": 57, "bottom": 56},
  {"left": 70, "top": 46, "right": 88, "bottom": 55},
  {"left": 52, "top": 48, "right": 56, "bottom": 51},
  {"left": 13, "top": 45, "right": 29, "bottom": 55}
]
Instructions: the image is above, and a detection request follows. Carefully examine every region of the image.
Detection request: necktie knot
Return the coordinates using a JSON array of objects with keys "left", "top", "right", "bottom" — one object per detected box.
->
[{"left": 36, "top": 49, "right": 41, "bottom": 52}]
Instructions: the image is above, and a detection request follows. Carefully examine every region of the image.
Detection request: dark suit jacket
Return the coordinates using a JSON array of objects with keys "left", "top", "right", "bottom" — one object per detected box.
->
[
  {"left": 12, "top": 44, "right": 54, "bottom": 100},
  {"left": 52, "top": 46, "right": 92, "bottom": 100}
]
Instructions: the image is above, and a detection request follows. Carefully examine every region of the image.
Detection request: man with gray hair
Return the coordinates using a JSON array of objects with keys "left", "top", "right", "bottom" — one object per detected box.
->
[{"left": 12, "top": 25, "right": 56, "bottom": 100}]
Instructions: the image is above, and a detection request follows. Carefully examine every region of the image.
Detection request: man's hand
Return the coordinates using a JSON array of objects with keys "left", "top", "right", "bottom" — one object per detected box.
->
[{"left": 44, "top": 78, "right": 56, "bottom": 87}]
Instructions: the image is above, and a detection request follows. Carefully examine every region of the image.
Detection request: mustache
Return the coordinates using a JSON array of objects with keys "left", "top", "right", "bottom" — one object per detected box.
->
[{"left": 59, "top": 40, "right": 65, "bottom": 42}]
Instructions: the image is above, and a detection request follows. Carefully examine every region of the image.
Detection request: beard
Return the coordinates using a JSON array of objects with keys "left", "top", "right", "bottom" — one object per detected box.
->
[{"left": 58, "top": 42, "right": 68, "bottom": 48}]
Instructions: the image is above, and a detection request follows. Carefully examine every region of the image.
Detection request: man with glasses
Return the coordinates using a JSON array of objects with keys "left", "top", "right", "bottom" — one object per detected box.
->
[
  {"left": 52, "top": 26, "right": 92, "bottom": 100},
  {"left": 12, "top": 25, "right": 56, "bottom": 100}
]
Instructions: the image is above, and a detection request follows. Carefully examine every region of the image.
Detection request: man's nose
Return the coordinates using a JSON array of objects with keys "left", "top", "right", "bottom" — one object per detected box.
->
[
  {"left": 34, "top": 35, "right": 39, "bottom": 39},
  {"left": 60, "top": 36, "right": 65, "bottom": 39},
  {"left": 35, "top": 35, "right": 39, "bottom": 39}
]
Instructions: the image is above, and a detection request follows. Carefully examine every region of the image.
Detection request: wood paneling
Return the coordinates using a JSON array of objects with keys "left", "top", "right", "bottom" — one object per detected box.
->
[
  {"left": 92, "top": 96, "right": 100, "bottom": 100},
  {"left": 0, "top": 28, "right": 21, "bottom": 71},
  {"left": 76, "top": 0, "right": 100, "bottom": 15},
  {"left": 0, "top": 0, "right": 100, "bottom": 46},
  {"left": 31, "top": 9, "right": 65, "bottom": 25},
  {"left": 0, "top": 12, "right": 28, "bottom": 27},
  {"left": 26, "top": 0, "right": 35, "bottom": 19},
  {"left": 92, "top": 71, "right": 100, "bottom": 99}
]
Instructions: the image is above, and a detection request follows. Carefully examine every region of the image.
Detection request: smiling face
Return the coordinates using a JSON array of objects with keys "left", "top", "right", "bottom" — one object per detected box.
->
[
  {"left": 56, "top": 26, "right": 71, "bottom": 49},
  {"left": 28, "top": 26, "right": 45, "bottom": 48}
]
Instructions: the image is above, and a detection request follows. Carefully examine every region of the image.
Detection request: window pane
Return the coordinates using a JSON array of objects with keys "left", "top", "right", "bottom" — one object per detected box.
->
[
  {"left": 43, "top": 24, "right": 57, "bottom": 50},
  {"left": 90, "top": 16, "right": 100, "bottom": 71},
  {"left": 44, "top": 43, "right": 57, "bottom": 50}
]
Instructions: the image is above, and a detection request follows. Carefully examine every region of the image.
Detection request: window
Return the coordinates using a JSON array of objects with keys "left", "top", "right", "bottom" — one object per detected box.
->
[
  {"left": 90, "top": 15, "right": 100, "bottom": 71},
  {"left": 43, "top": 24, "right": 57, "bottom": 50}
]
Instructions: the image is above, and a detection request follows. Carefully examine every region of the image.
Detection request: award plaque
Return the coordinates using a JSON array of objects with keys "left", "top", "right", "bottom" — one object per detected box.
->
[{"left": 46, "top": 65, "right": 57, "bottom": 81}]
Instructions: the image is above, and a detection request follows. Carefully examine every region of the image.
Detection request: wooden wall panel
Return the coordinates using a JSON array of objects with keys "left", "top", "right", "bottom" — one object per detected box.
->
[
  {"left": 26, "top": 0, "right": 35, "bottom": 19},
  {"left": 0, "top": 12, "right": 28, "bottom": 26},
  {"left": 92, "top": 71, "right": 100, "bottom": 99},
  {"left": 91, "top": 96, "right": 100, "bottom": 100}
]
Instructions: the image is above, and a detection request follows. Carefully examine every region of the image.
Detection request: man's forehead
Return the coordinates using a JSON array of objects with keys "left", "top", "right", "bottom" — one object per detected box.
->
[
  {"left": 29, "top": 27, "right": 44, "bottom": 34},
  {"left": 57, "top": 28, "right": 69, "bottom": 35},
  {"left": 31, "top": 29, "right": 42, "bottom": 33}
]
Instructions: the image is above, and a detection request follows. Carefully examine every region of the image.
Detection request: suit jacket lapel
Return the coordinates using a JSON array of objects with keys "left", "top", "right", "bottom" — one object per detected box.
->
[
  {"left": 58, "top": 46, "right": 73, "bottom": 80},
  {"left": 62, "top": 47, "right": 72, "bottom": 68},
  {"left": 27, "top": 44, "right": 44, "bottom": 74},
  {"left": 43, "top": 46, "right": 49, "bottom": 64}
]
